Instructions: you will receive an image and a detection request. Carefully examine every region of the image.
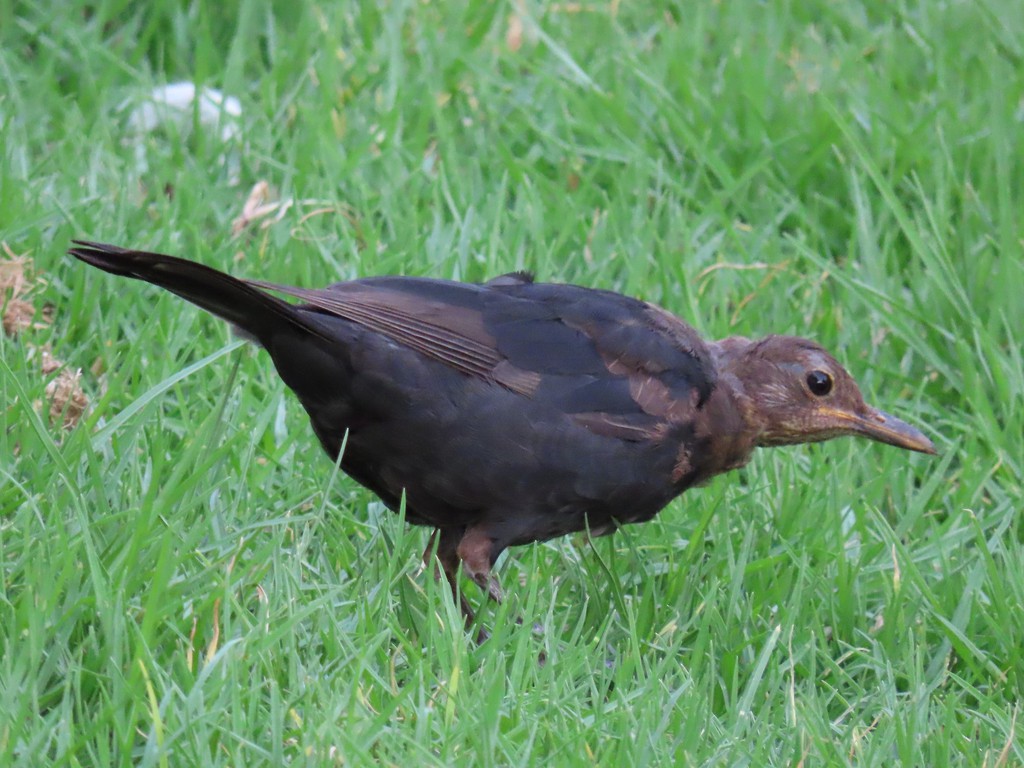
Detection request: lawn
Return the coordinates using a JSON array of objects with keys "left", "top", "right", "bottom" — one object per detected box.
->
[{"left": 1, "top": 1, "right": 1022, "bottom": 765}]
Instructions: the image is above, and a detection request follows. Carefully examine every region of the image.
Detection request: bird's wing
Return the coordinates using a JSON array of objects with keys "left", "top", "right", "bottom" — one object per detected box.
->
[{"left": 248, "top": 276, "right": 715, "bottom": 441}]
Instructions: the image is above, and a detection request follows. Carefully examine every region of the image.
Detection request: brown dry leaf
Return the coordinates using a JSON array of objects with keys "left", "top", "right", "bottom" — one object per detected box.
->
[
  {"left": 45, "top": 367, "right": 88, "bottom": 429},
  {"left": 1, "top": 243, "right": 52, "bottom": 337},
  {"left": 232, "top": 180, "right": 282, "bottom": 235},
  {"left": 2, "top": 298, "right": 35, "bottom": 336},
  {"left": 0, "top": 245, "right": 90, "bottom": 429},
  {"left": 0, "top": 242, "right": 32, "bottom": 298},
  {"left": 38, "top": 349, "right": 89, "bottom": 429}
]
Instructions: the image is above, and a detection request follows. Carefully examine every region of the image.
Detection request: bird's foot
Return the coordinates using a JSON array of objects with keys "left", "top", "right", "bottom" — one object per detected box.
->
[
  {"left": 481, "top": 573, "right": 504, "bottom": 604},
  {"left": 425, "top": 526, "right": 515, "bottom": 640}
]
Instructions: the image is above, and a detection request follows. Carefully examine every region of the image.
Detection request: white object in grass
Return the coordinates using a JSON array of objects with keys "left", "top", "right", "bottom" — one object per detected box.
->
[{"left": 127, "top": 81, "right": 243, "bottom": 183}]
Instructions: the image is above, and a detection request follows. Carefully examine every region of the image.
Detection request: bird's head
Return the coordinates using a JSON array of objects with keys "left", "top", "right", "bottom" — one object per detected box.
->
[{"left": 714, "top": 335, "right": 936, "bottom": 454}]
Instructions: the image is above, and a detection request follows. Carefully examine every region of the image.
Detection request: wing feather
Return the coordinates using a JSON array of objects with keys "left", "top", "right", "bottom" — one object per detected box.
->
[{"left": 248, "top": 276, "right": 714, "bottom": 439}]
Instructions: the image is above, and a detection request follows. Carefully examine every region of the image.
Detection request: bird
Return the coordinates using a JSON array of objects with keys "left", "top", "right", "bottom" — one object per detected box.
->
[{"left": 69, "top": 240, "right": 936, "bottom": 623}]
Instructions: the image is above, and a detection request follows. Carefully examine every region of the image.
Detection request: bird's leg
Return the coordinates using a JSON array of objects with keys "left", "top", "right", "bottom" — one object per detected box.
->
[
  {"left": 423, "top": 527, "right": 475, "bottom": 625},
  {"left": 456, "top": 527, "right": 504, "bottom": 604},
  {"left": 456, "top": 527, "right": 544, "bottom": 651}
]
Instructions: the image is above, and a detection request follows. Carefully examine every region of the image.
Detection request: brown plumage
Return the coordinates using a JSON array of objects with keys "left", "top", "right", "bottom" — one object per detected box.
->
[{"left": 69, "top": 240, "right": 936, "bottom": 622}]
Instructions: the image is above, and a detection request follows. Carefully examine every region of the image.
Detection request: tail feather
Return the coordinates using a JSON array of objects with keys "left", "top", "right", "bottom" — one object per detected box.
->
[{"left": 69, "top": 240, "right": 327, "bottom": 345}]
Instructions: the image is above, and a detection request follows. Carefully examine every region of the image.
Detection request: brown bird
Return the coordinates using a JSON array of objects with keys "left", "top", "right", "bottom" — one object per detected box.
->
[{"left": 69, "top": 240, "right": 936, "bottom": 621}]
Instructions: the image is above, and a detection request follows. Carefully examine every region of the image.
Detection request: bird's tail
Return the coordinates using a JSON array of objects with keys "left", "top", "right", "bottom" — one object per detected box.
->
[{"left": 68, "top": 240, "right": 327, "bottom": 345}]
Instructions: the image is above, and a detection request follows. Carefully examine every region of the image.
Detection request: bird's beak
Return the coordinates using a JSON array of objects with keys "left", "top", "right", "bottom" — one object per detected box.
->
[{"left": 821, "top": 406, "right": 937, "bottom": 455}]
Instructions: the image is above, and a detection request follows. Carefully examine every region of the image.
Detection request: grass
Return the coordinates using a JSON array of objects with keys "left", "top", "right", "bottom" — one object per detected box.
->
[{"left": 1, "top": 0, "right": 1022, "bottom": 764}]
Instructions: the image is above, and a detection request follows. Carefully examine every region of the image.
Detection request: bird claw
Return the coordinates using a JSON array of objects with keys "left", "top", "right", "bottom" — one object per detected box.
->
[
  {"left": 484, "top": 574, "right": 504, "bottom": 604},
  {"left": 425, "top": 526, "right": 512, "bottom": 638}
]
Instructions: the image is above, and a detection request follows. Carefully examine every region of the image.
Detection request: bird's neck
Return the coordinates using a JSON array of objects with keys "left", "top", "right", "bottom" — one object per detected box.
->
[
  {"left": 662, "top": 335, "right": 759, "bottom": 485},
  {"left": 707, "top": 335, "right": 770, "bottom": 447}
]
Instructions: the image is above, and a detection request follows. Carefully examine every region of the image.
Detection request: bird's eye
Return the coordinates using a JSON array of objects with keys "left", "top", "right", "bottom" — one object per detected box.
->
[{"left": 806, "top": 370, "right": 834, "bottom": 396}]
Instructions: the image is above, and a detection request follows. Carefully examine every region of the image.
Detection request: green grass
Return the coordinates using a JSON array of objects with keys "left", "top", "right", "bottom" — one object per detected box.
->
[{"left": 2, "top": 0, "right": 1022, "bottom": 764}]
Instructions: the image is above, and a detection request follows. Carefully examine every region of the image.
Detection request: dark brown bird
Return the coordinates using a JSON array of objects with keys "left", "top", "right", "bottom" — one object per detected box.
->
[{"left": 69, "top": 240, "right": 936, "bottom": 621}]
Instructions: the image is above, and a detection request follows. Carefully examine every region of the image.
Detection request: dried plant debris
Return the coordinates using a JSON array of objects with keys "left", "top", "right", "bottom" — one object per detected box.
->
[
  {"left": 2, "top": 243, "right": 89, "bottom": 429},
  {"left": 1, "top": 244, "right": 47, "bottom": 337},
  {"left": 37, "top": 349, "right": 88, "bottom": 429},
  {"left": 44, "top": 366, "right": 88, "bottom": 429},
  {"left": 230, "top": 180, "right": 341, "bottom": 239},
  {"left": 0, "top": 245, "right": 32, "bottom": 295},
  {"left": 2, "top": 298, "right": 35, "bottom": 336},
  {"left": 231, "top": 180, "right": 281, "bottom": 235}
]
